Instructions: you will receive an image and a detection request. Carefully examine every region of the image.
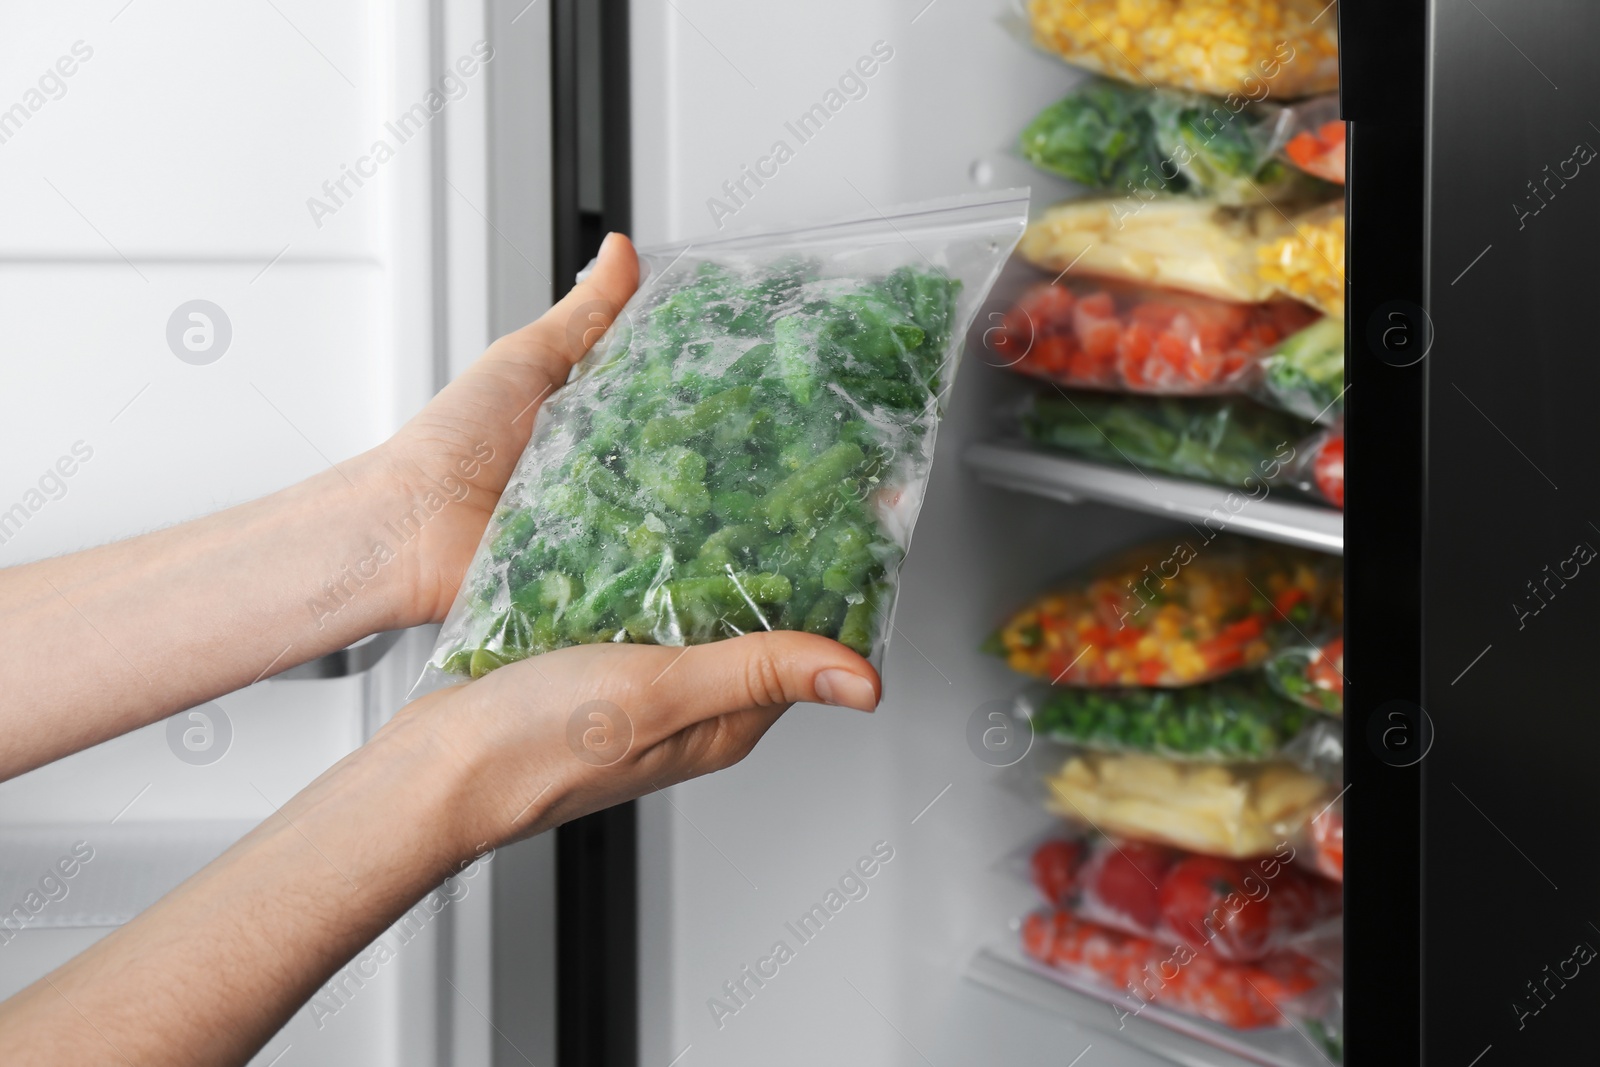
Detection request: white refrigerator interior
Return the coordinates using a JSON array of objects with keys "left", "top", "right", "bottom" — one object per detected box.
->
[
  {"left": 0, "top": 2, "right": 508, "bottom": 1065},
  {"left": 632, "top": 3, "right": 1182, "bottom": 1065}
]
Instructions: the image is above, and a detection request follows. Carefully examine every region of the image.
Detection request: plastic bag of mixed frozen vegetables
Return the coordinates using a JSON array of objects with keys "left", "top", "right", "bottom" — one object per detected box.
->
[
  {"left": 419, "top": 192, "right": 1028, "bottom": 686},
  {"left": 1019, "top": 390, "right": 1313, "bottom": 491},
  {"left": 988, "top": 536, "right": 1341, "bottom": 687},
  {"left": 1025, "top": 835, "right": 1341, "bottom": 962},
  {"left": 1257, "top": 201, "right": 1345, "bottom": 317},
  {"left": 1017, "top": 197, "right": 1289, "bottom": 304},
  {"left": 1018, "top": 78, "right": 1338, "bottom": 206},
  {"left": 1014, "top": 0, "right": 1341, "bottom": 100},
  {"left": 993, "top": 279, "right": 1318, "bottom": 394},
  {"left": 1255, "top": 315, "right": 1344, "bottom": 424},
  {"left": 1280, "top": 96, "right": 1345, "bottom": 184},
  {"left": 1285, "top": 421, "right": 1344, "bottom": 508},
  {"left": 1016, "top": 674, "right": 1322, "bottom": 762},
  {"left": 1045, "top": 749, "right": 1333, "bottom": 858},
  {"left": 1265, "top": 632, "right": 1344, "bottom": 716}
]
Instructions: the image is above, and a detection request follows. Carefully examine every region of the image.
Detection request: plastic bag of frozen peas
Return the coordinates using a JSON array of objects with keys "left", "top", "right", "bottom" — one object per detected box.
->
[{"left": 419, "top": 192, "right": 1028, "bottom": 686}]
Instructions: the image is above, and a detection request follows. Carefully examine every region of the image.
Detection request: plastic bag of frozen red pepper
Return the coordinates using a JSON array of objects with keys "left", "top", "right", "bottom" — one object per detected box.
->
[
  {"left": 992, "top": 279, "right": 1319, "bottom": 394},
  {"left": 1287, "top": 421, "right": 1344, "bottom": 508},
  {"left": 1264, "top": 631, "right": 1344, "bottom": 716},
  {"left": 1018, "top": 832, "right": 1343, "bottom": 1035},
  {"left": 1310, "top": 803, "right": 1343, "bottom": 882},
  {"left": 1019, "top": 906, "right": 1337, "bottom": 1031},
  {"left": 1025, "top": 836, "right": 1341, "bottom": 963},
  {"left": 987, "top": 535, "right": 1341, "bottom": 687},
  {"left": 1280, "top": 96, "right": 1346, "bottom": 185}
]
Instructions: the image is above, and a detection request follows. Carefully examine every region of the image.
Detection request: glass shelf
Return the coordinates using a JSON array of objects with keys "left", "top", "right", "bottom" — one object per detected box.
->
[{"left": 965, "top": 443, "right": 1343, "bottom": 556}]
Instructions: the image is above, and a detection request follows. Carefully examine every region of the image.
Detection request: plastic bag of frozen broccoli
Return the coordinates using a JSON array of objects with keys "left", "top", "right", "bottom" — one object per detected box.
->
[
  {"left": 418, "top": 191, "right": 1029, "bottom": 687},
  {"left": 1017, "top": 78, "right": 1337, "bottom": 207}
]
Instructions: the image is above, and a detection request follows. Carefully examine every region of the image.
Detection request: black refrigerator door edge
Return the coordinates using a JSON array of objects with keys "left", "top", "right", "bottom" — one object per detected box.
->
[
  {"left": 1340, "top": 1, "right": 1428, "bottom": 1063},
  {"left": 552, "top": 2, "right": 637, "bottom": 1066}
]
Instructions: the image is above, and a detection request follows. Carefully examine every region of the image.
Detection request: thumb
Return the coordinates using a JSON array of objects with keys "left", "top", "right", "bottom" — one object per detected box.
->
[
  {"left": 495, "top": 231, "right": 640, "bottom": 380},
  {"left": 643, "top": 631, "right": 881, "bottom": 724}
]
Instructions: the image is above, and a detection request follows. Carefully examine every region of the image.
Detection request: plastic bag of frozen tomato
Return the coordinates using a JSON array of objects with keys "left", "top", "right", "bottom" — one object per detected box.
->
[
  {"left": 418, "top": 191, "right": 1028, "bottom": 687},
  {"left": 992, "top": 278, "right": 1317, "bottom": 394},
  {"left": 987, "top": 535, "right": 1342, "bottom": 687}
]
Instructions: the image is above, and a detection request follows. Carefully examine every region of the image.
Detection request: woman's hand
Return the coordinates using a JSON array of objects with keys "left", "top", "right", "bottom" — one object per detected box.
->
[
  {"left": 384, "top": 630, "right": 881, "bottom": 855},
  {"left": 0, "top": 623, "right": 877, "bottom": 1067},
  {"left": 375, "top": 232, "right": 641, "bottom": 627}
]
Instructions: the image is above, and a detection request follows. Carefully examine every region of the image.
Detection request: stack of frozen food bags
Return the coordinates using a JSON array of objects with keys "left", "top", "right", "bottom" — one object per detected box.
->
[
  {"left": 979, "top": 6, "right": 1352, "bottom": 1049},
  {"left": 991, "top": 0, "right": 1348, "bottom": 510},
  {"left": 987, "top": 534, "right": 1345, "bottom": 1049}
]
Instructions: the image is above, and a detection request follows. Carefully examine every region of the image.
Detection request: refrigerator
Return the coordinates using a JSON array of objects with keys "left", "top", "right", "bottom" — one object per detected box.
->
[{"left": 3, "top": 1, "right": 1596, "bottom": 1065}]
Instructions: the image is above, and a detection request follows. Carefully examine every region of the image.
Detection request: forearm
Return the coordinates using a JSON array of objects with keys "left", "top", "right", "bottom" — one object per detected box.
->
[
  {"left": 0, "top": 451, "right": 419, "bottom": 779},
  {"left": 0, "top": 712, "right": 483, "bottom": 1067}
]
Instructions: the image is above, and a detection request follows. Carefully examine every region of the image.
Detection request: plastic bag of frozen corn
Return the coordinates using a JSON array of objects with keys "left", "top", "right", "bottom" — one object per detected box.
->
[
  {"left": 1256, "top": 201, "right": 1345, "bottom": 317},
  {"left": 1015, "top": 0, "right": 1340, "bottom": 100},
  {"left": 417, "top": 191, "right": 1028, "bottom": 689}
]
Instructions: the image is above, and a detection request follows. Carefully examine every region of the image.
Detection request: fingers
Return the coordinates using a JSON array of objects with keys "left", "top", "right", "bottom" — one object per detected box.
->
[
  {"left": 657, "top": 704, "right": 790, "bottom": 786},
  {"left": 493, "top": 232, "right": 641, "bottom": 376},
  {"left": 640, "top": 631, "right": 881, "bottom": 727}
]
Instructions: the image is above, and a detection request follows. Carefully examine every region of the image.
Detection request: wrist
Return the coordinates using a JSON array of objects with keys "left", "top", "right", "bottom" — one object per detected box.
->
[
  {"left": 344, "top": 701, "right": 492, "bottom": 871},
  {"left": 376, "top": 683, "right": 572, "bottom": 852},
  {"left": 326, "top": 447, "right": 444, "bottom": 632}
]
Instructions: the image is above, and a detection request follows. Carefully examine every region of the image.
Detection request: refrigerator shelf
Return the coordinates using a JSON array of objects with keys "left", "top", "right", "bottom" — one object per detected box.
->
[
  {"left": 965, "top": 443, "right": 1343, "bottom": 556},
  {"left": 965, "top": 945, "right": 1335, "bottom": 1067}
]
